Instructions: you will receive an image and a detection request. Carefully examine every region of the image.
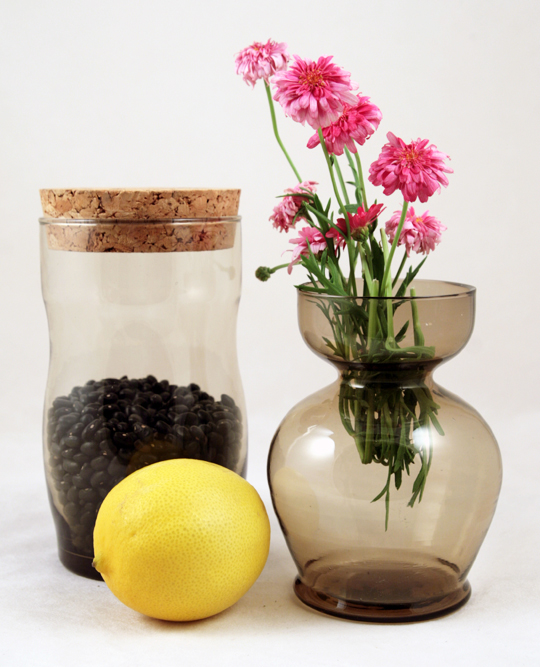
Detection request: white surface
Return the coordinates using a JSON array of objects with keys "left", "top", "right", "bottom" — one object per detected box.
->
[
  {"left": 1, "top": 414, "right": 540, "bottom": 666},
  {"left": 1, "top": 0, "right": 540, "bottom": 664}
]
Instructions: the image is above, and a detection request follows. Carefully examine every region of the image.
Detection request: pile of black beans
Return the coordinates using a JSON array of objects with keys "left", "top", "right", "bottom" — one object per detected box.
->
[{"left": 46, "top": 375, "right": 243, "bottom": 556}]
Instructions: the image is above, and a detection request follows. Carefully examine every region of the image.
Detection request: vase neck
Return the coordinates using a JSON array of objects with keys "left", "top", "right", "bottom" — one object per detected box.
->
[{"left": 339, "top": 363, "right": 437, "bottom": 389}]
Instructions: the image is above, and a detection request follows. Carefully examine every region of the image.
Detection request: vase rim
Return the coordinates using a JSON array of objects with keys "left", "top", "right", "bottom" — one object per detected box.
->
[{"left": 297, "top": 279, "right": 475, "bottom": 301}]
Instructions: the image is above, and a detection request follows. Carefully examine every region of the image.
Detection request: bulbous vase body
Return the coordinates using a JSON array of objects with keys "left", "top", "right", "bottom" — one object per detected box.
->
[{"left": 268, "top": 281, "right": 502, "bottom": 622}]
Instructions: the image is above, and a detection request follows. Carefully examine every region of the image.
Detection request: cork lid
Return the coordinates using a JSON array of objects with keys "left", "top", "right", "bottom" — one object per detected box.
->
[
  {"left": 39, "top": 189, "right": 241, "bottom": 253},
  {"left": 40, "top": 188, "right": 240, "bottom": 220}
]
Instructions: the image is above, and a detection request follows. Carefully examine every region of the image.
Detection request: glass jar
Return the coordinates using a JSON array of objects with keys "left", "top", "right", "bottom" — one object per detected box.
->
[
  {"left": 268, "top": 280, "right": 502, "bottom": 622},
  {"left": 40, "top": 189, "right": 246, "bottom": 579}
]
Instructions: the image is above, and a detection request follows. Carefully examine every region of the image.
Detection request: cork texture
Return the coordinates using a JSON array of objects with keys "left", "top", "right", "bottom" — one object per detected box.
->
[{"left": 39, "top": 189, "right": 240, "bottom": 253}]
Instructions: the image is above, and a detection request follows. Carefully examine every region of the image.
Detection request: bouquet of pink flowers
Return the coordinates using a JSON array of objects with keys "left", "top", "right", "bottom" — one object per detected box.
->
[{"left": 236, "top": 40, "right": 453, "bottom": 527}]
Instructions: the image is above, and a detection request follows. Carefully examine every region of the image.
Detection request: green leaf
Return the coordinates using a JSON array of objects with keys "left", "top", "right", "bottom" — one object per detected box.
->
[{"left": 395, "top": 320, "right": 410, "bottom": 342}]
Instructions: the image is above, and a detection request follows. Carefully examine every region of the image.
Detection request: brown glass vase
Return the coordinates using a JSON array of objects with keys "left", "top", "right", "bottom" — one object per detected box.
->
[{"left": 268, "top": 280, "right": 502, "bottom": 622}]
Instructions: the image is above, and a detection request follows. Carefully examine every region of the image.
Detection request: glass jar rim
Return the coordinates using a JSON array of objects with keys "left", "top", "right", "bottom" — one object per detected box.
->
[{"left": 39, "top": 216, "right": 241, "bottom": 225}]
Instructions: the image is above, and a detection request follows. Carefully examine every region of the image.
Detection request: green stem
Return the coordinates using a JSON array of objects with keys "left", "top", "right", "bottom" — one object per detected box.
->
[
  {"left": 367, "top": 280, "right": 379, "bottom": 351},
  {"left": 344, "top": 147, "right": 361, "bottom": 195},
  {"left": 354, "top": 151, "right": 368, "bottom": 210},
  {"left": 392, "top": 249, "right": 408, "bottom": 289},
  {"left": 410, "top": 287, "right": 425, "bottom": 346},
  {"left": 318, "top": 128, "right": 347, "bottom": 219},
  {"left": 264, "top": 82, "right": 302, "bottom": 182},
  {"left": 334, "top": 159, "right": 350, "bottom": 205},
  {"left": 380, "top": 200, "right": 409, "bottom": 299},
  {"left": 364, "top": 392, "right": 374, "bottom": 463},
  {"left": 358, "top": 243, "right": 375, "bottom": 295},
  {"left": 318, "top": 129, "right": 357, "bottom": 297}
]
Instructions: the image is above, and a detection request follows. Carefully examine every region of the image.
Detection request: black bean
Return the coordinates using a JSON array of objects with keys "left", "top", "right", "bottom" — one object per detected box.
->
[
  {"left": 60, "top": 448, "right": 75, "bottom": 459},
  {"left": 53, "top": 397, "right": 73, "bottom": 410},
  {"left": 222, "top": 394, "right": 237, "bottom": 408},
  {"left": 117, "top": 447, "right": 133, "bottom": 463},
  {"left": 98, "top": 405, "right": 116, "bottom": 419},
  {"left": 55, "top": 406, "right": 74, "bottom": 418},
  {"left": 217, "top": 420, "right": 232, "bottom": 436},
  {"left": 149, "top": 394, "right": 163, "bottom": 407},
  {"left": 186, "top": 395, "right": 199, "bottom": 410},
  {"left": 119, "top": 388, "right": 136, "bottom": 400},
  {"left": 107, "top": 457, "right": 125, "bottom": 477},
  {"left": 62, "top": 459, "right": 80, "bottom": 474},
  {"left": 173, "top": 424, "right": 188, "bottom": 440},
  {"left": 90, "top": 471, "right": 108, "bottom": 489},
  {"left": 80, "top": 441, "right": 98, "bottom": 457},
  {"left": 67, "top": 486, "right": 79, "bottom": 503},
  {"left": 113, "top": 431, "right": 135, "bottom": 447},
  {"left": 214, "top": 410, "right": 234, "bottom": 422},
  {"left": 208, "top": 432, "right": 224, "bottom": 449},
  {"left": 72, "top": 474, "right": 87, "bottom": 489},
  {"left": 80, "top": 463, "right": 95, "bottom": 481},
  {"left": 80, "top": 511, "right": 96, "bottom": 527},
  {"left": 64, "top": 503, "right": 79, "bottom": 519},
  {"left": 72, "top": 452, "right": 88, "bottom": 466},
  {"left": 81, "top": 419, "right": 102, "bottom": 442},
  {"left": 184, "top": 412, "right": 199, "bottom": 427},
  {"left": 155, "top": 420, "right": 170, "bottom": 434},
  {"left": 77, "top": 488, "right": 95, "bottom": 504},
  {"left": 190, "top": 425, "right": 206, "bottom": 443},
  {"left": 61, "top": 435, "right": 80, "bottom": 449},
  {"left": 58, "top": 413, "right": 79, "bottom": 427},
  {"left": 90, "top": 456, "right": 109, "bottom": 471},
  {"left": 63, "top": 425, "right": 81, "bottom": 441}
]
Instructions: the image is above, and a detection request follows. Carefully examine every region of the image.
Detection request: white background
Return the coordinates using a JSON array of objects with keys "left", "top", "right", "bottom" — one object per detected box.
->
[{"left": 1, "top": 1, "right": 539, "bottom": 665}]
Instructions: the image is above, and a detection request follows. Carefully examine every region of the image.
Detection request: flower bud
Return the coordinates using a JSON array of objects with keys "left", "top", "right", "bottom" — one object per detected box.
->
[{"left": 255, "top": 266, "right": 273, "bottom": 282}]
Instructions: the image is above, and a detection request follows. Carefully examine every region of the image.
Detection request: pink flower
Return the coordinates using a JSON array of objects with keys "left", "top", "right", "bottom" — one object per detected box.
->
[
  {"left": 287, "top": 226, "right": 327, "bottom": 273},
  {"left": 272, "top": 55, "right": 358, "bottom": 130},
  {"left": 385, "top": 206, "right": 446, "bottom": 256},
  {"left": 270, "top": 181, "right": 318, "bottom": 233},
  {"left": 368, "top": 132, "right": 453, "bottom": 203},
  {"left": 235, "top": 40, "right": 289, "bottom": 87},
  {"left": 326, "top": 203, "right": 385, "bottom": 246},
  {"left": 307, "top": 94, "right": 382, "bottom": 155}
]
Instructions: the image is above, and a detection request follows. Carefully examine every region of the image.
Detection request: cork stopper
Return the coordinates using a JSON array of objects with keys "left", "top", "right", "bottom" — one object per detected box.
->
[{"left": 39, "top": 189, "right": 241, "bottom": 253}]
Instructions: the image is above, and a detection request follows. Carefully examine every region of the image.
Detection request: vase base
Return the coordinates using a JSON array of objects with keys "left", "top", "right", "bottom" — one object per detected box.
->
[
  {"left": 294, "top": 575, "right": 471, "bottom": 623},
  {"left": 58, "top": 547, "right": 103, "bottom": 581}
]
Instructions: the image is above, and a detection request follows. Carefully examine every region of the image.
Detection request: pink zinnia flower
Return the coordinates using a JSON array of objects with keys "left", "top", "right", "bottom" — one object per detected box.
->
[
  {"left": 272, "top": 55, "right": 358, "bottom": 130},
  {"left": 385, "top": 206, "right": 446, "bottom": 256},
  {"left": 270, "top": 181, "right": 318, "bottom": 233},
  {"left": 235, "top": 40, "right": 289, "bottom": 87},
  {"left": 287, "top": 226, "right": 327, "bottom": 274},
  {"left": 326, "top": 203, "right": 385, "bottom": 246},
  {"left": 307, "top": 94, "right": 382, "bottom": 155},
  {"left": 368, "top": 132, "right": 453, "bottom": 203}
]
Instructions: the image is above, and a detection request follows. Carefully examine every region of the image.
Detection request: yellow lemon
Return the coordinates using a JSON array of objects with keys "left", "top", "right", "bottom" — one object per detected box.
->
[{"left": 93, "top": 459, "right": 270, "bottom": 621}]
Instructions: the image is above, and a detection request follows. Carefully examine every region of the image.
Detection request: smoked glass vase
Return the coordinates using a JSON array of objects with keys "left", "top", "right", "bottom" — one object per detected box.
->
[
  {"left": 40, "top": 188, "right": 246, "bottom": 579},
  {"left": 268, "top": 280, "right": 502, "bottom": 622}
]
